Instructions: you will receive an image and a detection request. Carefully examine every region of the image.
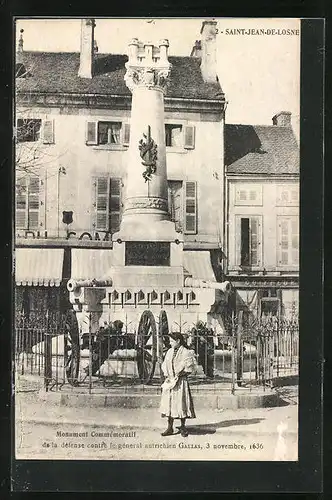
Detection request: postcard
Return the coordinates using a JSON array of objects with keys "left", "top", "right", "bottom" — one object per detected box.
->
[{"left": 14, "top": 17, "right": 300, "bottom": 462}]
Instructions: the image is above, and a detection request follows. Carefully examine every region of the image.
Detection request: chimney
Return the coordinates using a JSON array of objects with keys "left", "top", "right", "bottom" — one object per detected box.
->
[
  {"left": 272, "top": 111, "right": 292, "bottom": 127},
  {"left": 200, "top": 20, "right": 218, "bottom": 83},
  {"left": 78, "top": 18, "right": 95, "bottom": 79},
  {"left": 190, "top": 40, "right": 202, "bottom": 58}
]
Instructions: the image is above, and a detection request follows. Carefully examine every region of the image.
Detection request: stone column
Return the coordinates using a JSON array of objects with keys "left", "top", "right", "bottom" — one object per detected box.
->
[{"left": 117, "top": 38, "right": 178, "bottom": 242}]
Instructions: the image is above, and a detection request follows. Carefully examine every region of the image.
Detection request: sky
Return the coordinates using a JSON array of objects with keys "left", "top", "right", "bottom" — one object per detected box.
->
[{"left": 15, "top": 18, "right": 300, "bottom": 135}]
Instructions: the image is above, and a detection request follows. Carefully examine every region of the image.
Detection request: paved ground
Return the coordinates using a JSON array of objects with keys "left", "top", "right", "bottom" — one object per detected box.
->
[{"left": 15, "top": 384, "right": 298, "bottom": 461}]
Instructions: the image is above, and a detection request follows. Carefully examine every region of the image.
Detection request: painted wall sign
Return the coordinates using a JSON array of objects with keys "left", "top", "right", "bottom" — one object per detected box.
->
[{"left": 16, "top": 230, "right": 111, "bottom": 241}]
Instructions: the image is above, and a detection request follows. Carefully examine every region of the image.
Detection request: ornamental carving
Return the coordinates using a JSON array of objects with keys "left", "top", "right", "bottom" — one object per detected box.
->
[
  {"left": 139, "top": 125, "right": 158, "bottom": 182},
  {"left": 125, "top": 197, "right": 168, "bottom": 212},
  {"left": 124, "top": 67, "right": 171, "bottom": 92}
]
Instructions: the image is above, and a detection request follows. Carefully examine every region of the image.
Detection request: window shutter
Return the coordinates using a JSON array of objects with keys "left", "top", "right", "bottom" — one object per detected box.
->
[
  {"left": 122, "top": 123, "right": 131, "bottom": 146},
  {"left": 42, "top": 120, "right": 54, "bottom": 144},
  {"left": 291, "top": 218, "right": 299, "bottom": 265},
  {"left": 184, "top": 181, "right": 197, "bottom": 234},
  {"left": 93, "top": 177, "right": 109, "bottom": 231},
  {"left": 279, "top": 219, "right": 289, "bottom": 265},
  {"left": 86, "top": 122, "right": 98, "bottom": 145},
  {"left": 109, "top": 178, "right": 122, "bottom": 233},
  {"left": 38, "top": 175, "right": 46, "bottom": 229},
  {"left": 184, "top": 125, "right": 195, "bottom": 149},
  {"left": 235, "top": 217, "right": 241, "bottom": 266},
  {"left": 28, "top": 176, "right": 40, "bottom": 230},
  {"left": 239, "top": 190, "right": 247, "bottom": 201},
  {"left": 250, "top": 217, "right": 259, "bottom": 266},
  {"left": 249, "top": 190, "right": 257, "bottom": 201},
  {"left": 16, "top": 177, "right": 27, "bottom": 229}
]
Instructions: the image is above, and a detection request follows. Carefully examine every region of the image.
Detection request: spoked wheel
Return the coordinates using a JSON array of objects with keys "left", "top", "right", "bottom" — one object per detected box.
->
[
  {"left": 158, "top": 310, "right": 170, "bottom": 383},
  {"left": 63, "top": 310, "right": 80, "bottom": 386},
  {"left": 136, "top": 310, "right": 157, "bottom": 384}
]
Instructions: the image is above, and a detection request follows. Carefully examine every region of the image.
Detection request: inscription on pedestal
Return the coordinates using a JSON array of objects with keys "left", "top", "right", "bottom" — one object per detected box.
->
[{"left": 125, "top": 241, "right": 170, "bottom": 266}]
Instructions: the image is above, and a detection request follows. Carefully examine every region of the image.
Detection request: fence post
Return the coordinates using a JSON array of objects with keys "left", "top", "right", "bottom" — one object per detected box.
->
[
  {"left": 276, "top": 319, "right": 280, "bottom": 378},
  {"left": 236, "top": 311, "right": 243, "bottom": 387},
  {"left": 88, "top": 312, "right": 92, "bottom": 394},
  {"left": 44, "top": 310, "right": 52, "bottom": 391},
  {"left": 230, "top": 313, "right": 236, "bottom": 395}
]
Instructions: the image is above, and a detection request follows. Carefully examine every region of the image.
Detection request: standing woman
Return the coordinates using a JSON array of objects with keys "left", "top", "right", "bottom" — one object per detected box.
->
[{"left": 159, "top": 332, "right": 197, "bottom": 437}]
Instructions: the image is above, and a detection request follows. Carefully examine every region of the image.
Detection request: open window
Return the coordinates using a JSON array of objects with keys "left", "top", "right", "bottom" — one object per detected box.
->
[
  {"left": 236, "top": 216, "right": 262, "bottom": 267},
  {"left": 86, "top": 121, "right": 129, "bottom": 147},
  {"left": 17, "top": 119, "right": 42, "bottom": 143},
  {"left": 165, "top": 124, "right": 195, "bottom": 149}
]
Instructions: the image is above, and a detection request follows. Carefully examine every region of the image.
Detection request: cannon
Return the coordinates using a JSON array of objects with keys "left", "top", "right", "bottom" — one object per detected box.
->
[
  {"left": 67, "top": 278, "right": 113, "bottom": 292},
  {"left": 64, "top": 276, "right": 232, "bottom": 386},
  {"left": 63, "top": 308, "right": 171, "bottom": 386}
]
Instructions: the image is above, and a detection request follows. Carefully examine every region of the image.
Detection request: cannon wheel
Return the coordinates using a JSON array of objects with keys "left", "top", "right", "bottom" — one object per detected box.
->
[
  {"left": 136, "top": 310, "right": 157, "bottom": 384},
  {"left": 63, "top": 310, "right": 80, "bottom": 386},
  {"left": 158, "top": 310, "right": 170, "bottom": 383}
]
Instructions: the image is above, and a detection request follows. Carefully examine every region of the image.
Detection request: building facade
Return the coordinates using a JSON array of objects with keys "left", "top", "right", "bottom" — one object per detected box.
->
[
  {"left": 15, "top": 20, "right": 227, "bottom": 328},
  {"left": 15, "top": 19, "right": 299, "bottom": 331},
  {"left": 224, "top": 113, "right": 299, "bottom": 319}
]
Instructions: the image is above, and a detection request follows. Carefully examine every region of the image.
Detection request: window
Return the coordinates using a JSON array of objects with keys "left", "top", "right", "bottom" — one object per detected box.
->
[
  {"left": 86, "top": 121, "right": 130, "bottom": 147},
  {"left": 165, "top": 124, "right": 195, "bottom": 149},
  {"left": 184, "top": 181, "right": 197, "bottom": 234},
  {"left": 98, "top": 122, "right": 121, "bottom": 145},
  {"left": 165, "top": 125, "right": 183, "bottom": 147},
  {"left": 168, "top": 181, "right": 183, "bottom": 232},
  {"left": 260, "top": 299, "right": 280, "bottom": 316},
  {"left": 260, "top": 289, "right": 281, "bottom": 317},
  {"left": 277, "top": 216, "right": 299, "bottom": 266},
  {"left": 236, "top": 216, "right": 262, "bottom": 267},
  {"left": 167, "top": 180, "right": 198, "bottom": 234},
  {"left": 276, "top": 185, "right": 299, "bottom": 206},
  {"left": 16, "top": 119, "right": 54, "bottom": 144},
  {"left": 93, "top": 177, "right": 122, "bottom": 233},
  {"left": 16, "top": 176, "right": 40, "bottom": 229},
  {"left": 17, "top": 119, "right": 41, "bottom": 142},
  {"left": 235, "top": 184, "right": 263, "bottom": 206}
]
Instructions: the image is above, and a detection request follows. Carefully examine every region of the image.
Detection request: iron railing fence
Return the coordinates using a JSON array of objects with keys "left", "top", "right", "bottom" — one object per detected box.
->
[{"left": 14, "top": 311, "right": 299, "bottom": 394}]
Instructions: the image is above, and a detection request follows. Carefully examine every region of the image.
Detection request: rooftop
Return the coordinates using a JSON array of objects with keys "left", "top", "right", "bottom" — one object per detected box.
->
[
  {"left": 16, "top": 51, "right": 224, "bottom": 101},
  {"left": 225, "top": 124, "right": 299, "bottom": 175}
]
